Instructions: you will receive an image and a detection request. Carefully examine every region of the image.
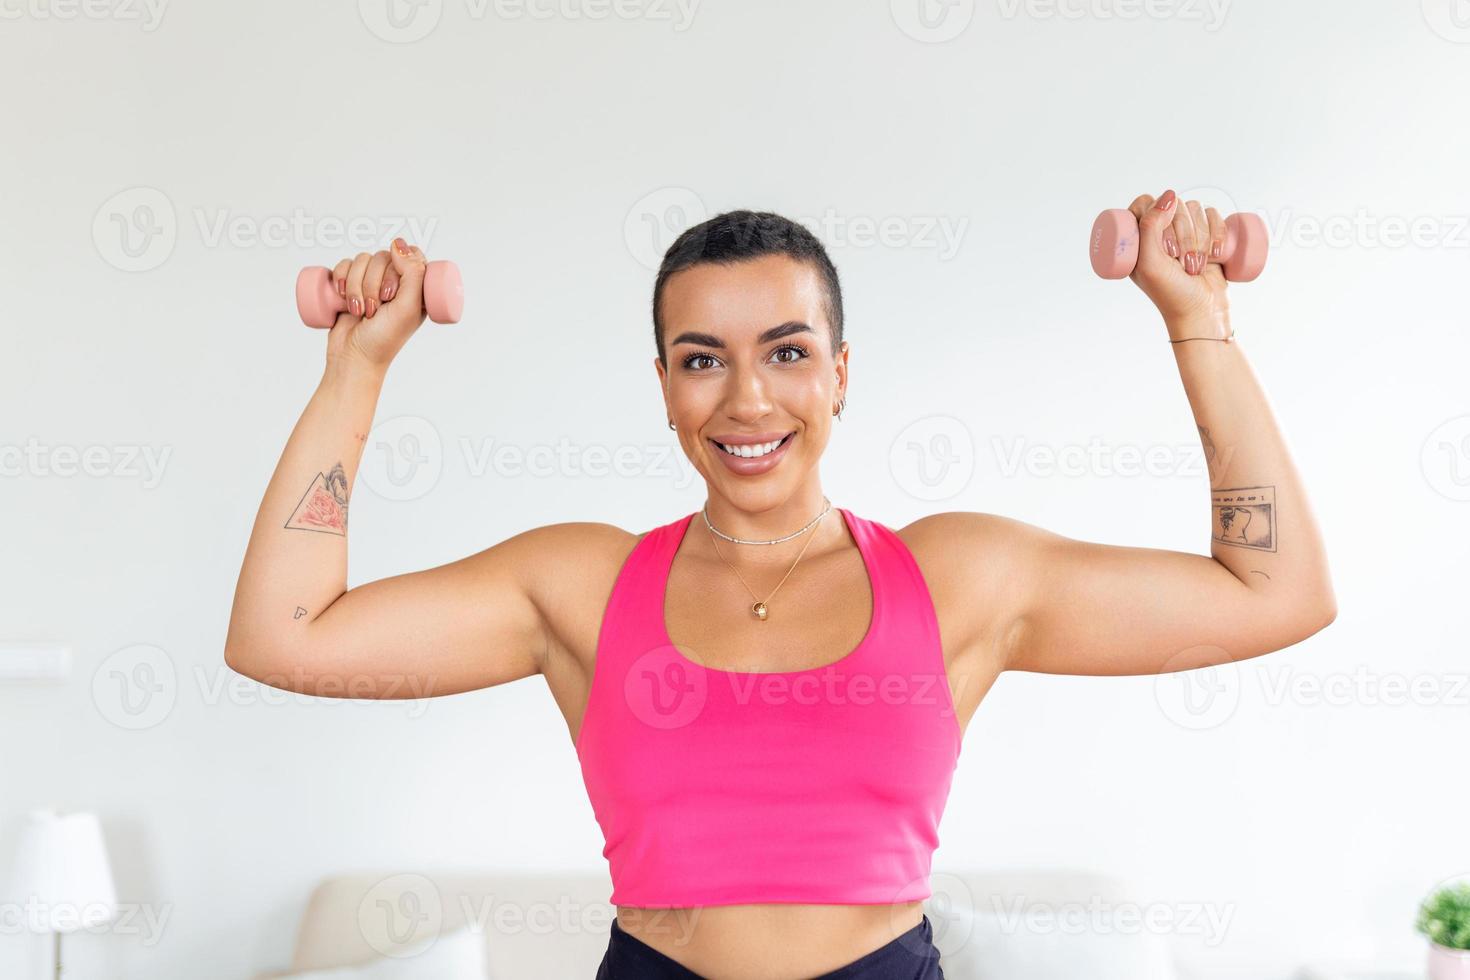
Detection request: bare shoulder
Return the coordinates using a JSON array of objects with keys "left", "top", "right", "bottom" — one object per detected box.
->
[
  {"left": 479, "top": 520, "right": 647, "bottom": 675},
  {"left": 479, "top": 519, "right": 642, "bottom": 613},
  {"left": 893, "top": 510, "right": 1043, "bottom": 674}
]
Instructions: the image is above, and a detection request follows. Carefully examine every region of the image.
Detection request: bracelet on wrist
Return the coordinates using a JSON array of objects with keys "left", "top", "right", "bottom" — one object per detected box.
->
[{"left": 1169, "top": 328, "right": 1235, "bottom": 344}]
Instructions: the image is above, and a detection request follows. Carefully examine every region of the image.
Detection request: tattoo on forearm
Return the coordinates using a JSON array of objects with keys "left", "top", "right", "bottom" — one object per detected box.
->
[
  {"left": 293, "top": 606, "right": 308, "bottom": 619},
  {"left": 1211, "top": 485, "right": 1276, "bottom": 552},
  {"left": 1198, "top": 425, "right": 1219, "bottom": 482},
  {"left": 285, "top": 462, "right": 350, "bottom": 535},
  {"left": 1249, "top": 570, "right": 1271, "bottom": 580}
]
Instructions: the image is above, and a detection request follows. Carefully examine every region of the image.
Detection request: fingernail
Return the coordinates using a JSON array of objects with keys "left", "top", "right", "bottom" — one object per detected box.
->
[
  {"left": 1190, "top": 252, "right": 1202, "bottom": 275},
  {"left": 1166, "top": 237, "right": 1179, "bottom": 258},
  {"left": 380, "top": 281, "right": 391, "bottom": 301},
  {"left": 337, "top": 278, "right": 345, "bottom": 297},
  {"left": 1211, "top": 242, "right": 1222, "bottom": 259},
  {"left": 393, "top": 237, "right": 409, "bottom": 255},
  {"left": 350, "top": 297, "right": 360, "bottom": 315},
  {"left": 384, "top": 281, "right": 396, "bottom": 301},
  {"left": 366, "top": 298, "right": 376, "bottom": 318},
  {"left": 1156, "top": 190, "right": 1176, "bottom": 211}
]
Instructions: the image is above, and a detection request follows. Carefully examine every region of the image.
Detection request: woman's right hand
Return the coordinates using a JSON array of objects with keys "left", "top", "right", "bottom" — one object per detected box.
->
[{"left": 323, "top": 237, "right": 429, "bottom": 372}]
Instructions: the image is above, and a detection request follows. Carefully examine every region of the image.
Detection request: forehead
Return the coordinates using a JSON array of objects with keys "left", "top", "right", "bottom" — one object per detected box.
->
[{"left": 661, "top": 253, "right": 827, "bottom": 338}]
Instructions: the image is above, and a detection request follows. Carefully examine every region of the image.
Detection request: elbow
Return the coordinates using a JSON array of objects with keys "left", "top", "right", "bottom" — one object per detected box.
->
[
  {"left": 1287, "top": 592, "right": 1338, "bottom": 646},
  {"left": 223, "top": 641, "right": 302, "bottom": 693}
]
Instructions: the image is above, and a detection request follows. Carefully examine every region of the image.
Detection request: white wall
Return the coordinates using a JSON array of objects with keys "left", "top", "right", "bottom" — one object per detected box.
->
[{"left": 2, "top": 0, "right": 1467, "bottom": 976}]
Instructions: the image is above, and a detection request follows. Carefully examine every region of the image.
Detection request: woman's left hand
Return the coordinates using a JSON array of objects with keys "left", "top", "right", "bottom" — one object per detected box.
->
[{"left": 1126, "top": 189, "right": 1232, "bottom": 341}]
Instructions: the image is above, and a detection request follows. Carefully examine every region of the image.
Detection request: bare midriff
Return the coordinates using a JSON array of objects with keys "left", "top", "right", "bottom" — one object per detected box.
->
[{"left": 613, "top": 900, "right": 926, "bottom": 979}]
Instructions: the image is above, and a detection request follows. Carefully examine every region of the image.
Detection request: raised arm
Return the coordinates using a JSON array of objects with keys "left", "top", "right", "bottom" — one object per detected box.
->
[
  {"left": 224, "top": 240, "right": 591, "bottom": 698},
  {"left": 920, "top": 190, "right": 1335, "bottom": 678}
]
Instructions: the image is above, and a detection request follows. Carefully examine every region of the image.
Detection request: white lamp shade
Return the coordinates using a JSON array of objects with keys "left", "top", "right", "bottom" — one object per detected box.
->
[{"left": 6, "top": 808, "right": 117, "bottom": 932}]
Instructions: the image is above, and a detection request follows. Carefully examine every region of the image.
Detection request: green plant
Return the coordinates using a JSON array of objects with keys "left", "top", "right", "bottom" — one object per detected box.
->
[{"left": 1418, "top": 882, "right": 1470, "bottom": 951}]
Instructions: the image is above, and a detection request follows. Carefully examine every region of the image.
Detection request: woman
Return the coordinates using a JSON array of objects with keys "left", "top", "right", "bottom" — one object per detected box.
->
[{"left": 225, "top": 195, "right": 1336, "bottom": 979}]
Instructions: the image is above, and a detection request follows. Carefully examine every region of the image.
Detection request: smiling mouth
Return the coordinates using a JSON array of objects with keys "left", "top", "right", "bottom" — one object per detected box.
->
[{"left": 710, "top": 432, "right": 795, "bottom": 459}]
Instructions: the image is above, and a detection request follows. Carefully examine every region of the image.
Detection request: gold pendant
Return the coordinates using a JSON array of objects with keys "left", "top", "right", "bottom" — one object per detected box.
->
[{"left": 752, "top": 601, "right": 768, "bottom": 621}]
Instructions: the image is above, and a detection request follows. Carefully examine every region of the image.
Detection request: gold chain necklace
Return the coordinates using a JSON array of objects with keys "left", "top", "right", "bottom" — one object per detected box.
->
[{"left": 703, "top": 500, "right": 832, "bottom": 621}]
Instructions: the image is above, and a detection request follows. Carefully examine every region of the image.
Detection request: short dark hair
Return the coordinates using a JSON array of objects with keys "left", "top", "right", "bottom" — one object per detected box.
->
[{"left": 651, "top": 209, "right": 844, "bottom": 367}]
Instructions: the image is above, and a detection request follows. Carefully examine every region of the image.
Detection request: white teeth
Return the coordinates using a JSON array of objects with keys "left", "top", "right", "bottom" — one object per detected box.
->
[{"left": 717, "top": 435, "right": 788, "bottom": 458}]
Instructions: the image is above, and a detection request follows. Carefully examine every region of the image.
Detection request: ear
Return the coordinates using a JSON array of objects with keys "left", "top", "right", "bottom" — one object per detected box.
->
[{"left": 653, "top": 355, "right": 671, "bottom": 415}]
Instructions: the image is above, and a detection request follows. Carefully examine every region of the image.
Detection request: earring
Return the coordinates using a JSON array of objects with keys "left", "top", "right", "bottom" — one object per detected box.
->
[
  {"left": 833, "top": 397, "right": 846, "bottom": 420},
  {"left": 668, "top": 420, "right": 676, "bottom": 430}
]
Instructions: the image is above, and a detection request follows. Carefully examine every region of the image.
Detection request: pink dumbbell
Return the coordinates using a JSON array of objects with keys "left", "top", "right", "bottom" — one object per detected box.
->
[
  {"left": 1089, "top": 209, "right": 1269, "bottom": 282},
  {"left": 295, "top": 260, "right": 465, "bottom": 328}
]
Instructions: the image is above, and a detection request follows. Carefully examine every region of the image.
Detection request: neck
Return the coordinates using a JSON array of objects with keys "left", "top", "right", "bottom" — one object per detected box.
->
[{"left": 700, "top": 491, "right": 834, "bottom": 555}]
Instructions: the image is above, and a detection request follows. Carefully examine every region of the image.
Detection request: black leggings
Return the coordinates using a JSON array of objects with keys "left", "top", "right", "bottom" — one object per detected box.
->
[{"left": 594, "top": 913, "right": 945, "bottom": 979}]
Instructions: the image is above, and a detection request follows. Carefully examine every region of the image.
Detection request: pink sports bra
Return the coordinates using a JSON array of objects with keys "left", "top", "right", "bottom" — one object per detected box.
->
[{"left": 575, "top": 507, "right": 962, "bottom": 908}]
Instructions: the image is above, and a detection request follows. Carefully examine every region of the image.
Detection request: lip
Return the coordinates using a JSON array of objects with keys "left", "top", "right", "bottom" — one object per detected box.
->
[{"left": 709, "top": 431, "right": 796, "bottom": 476}]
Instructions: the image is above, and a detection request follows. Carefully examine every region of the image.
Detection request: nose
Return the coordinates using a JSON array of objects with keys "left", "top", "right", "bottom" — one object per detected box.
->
[{"left": 721, "top": 362, "right": 775, "bottom": 423}]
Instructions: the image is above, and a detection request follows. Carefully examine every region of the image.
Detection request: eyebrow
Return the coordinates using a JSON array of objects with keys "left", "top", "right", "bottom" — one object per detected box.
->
[{"left": 668, "top": 321, "right": 814, "bottom": 349}]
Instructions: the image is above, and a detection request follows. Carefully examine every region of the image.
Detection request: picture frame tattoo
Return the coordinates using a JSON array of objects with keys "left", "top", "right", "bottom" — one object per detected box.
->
[
  {"left": 285, "top": 462, "right": 350, "bottom": 535},
  {"left": 1211, "top": 485, "right": 1276, "bottom": 552}
]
